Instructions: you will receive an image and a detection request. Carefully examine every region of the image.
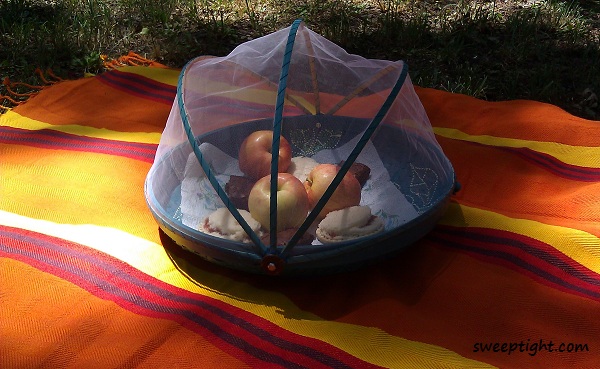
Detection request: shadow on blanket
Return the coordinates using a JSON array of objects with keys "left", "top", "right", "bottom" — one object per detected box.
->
[{"left": 160, "top": 219, "right": 462, "bottom": 320}]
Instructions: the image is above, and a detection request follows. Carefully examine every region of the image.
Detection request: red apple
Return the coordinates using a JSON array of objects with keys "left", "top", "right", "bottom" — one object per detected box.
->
[
  {"left": 238, "top": 130, "right": 292, "bottom": 180},
  {"left": 248, "top": 173, "right": 309, "bottom": 232},
  {"left": 304, "top": 163, "right": 361, "bottom": 219}
]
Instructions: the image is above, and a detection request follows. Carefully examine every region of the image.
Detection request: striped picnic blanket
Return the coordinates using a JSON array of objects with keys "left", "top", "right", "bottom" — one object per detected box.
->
[{"left": 1, "top": 63, "right": 599, "bottom": 369}]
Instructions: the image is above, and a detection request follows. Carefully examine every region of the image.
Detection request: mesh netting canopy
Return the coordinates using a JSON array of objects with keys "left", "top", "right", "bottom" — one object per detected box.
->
[{"left": 145, "top": 20, "right": 457, "bottom": 276}]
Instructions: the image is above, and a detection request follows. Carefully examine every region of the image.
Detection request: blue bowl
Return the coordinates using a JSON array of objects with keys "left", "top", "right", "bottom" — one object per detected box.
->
[{"left": 145, "top": 115, "right": 457, "bottom": 276}]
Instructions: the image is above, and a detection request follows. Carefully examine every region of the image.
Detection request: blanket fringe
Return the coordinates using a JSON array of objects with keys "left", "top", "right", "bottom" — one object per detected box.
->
[
  {"left": 0, "top": 69, "right": 62, "bottom": 113},
  {"left": 1, "top": 52, "right": 164, "bottom": 114},
  {"left": 102, "top": 51, "right": 168, "bottom": 70}
]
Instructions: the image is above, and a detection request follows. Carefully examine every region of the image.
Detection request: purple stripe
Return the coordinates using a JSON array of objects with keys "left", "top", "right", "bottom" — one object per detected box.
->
[
  {"left": 104, "top": 70, "right": 177, "bottom": 95},
  {"left": 0, "top": 228, "right": 354, "bottom": 369},
  {"left": 0, "top": 126, "right": 156, "bottom": 149},
  {"left": 439, "top": 227, "right": 600, "bottom": 286},
  {"left": 504, "top": 146, "right": 600, "bottom": 182},
  {"left": 0, "top": 127, "right": 156, "bottom": 161},
  {"left": 1, "top": 135, "right": 154, "bottom": 161},
  {"left": 0, "top": 236, "right": 307, "bottom": 369},
  {"left": 98, "top": 72, "right": 175, "bottom": 103},
  {"left": 458, "top": 141, "right": 600, "bottom": 182},
  {"left": 102, "top": 70, "right": 177, "bottom": 95},
  {"left": 430, "top": 227, "right": 600, "bottom": 299},
  {"left": 189, "top": 94, "right": 307, "bottom": 118}
]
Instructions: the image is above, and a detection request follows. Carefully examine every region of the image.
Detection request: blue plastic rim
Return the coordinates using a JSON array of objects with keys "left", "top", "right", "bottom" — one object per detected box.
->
[{"left": 145, "top": 114, "right": 457, "bottom": 276}]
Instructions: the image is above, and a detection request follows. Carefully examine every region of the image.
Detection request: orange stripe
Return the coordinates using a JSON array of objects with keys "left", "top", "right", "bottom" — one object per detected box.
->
[
  {"left": 159, "top": 235, "right": 496, "bottom": 368},
  {"left": 1, "top": 110, "right": 162, "bottom": 144},
  {"left": 13, "top": 77, "right": 171, "bottom": 133},
  {"left": 434, "top": 127, "right": 600, "bottom": 169},
  {"left": 2, "top": 225, "right": 390, "bottom": 369},
  {"left": 0, "top": 143, "right": 158, "bottom": 244},
  {"left": 255, "top": 240, "right": 600, "bottom": 369},
  {"left": 0, "top": 258, "right": 249, "bottom": 369},
  {"left": 439, "top": 203, "right": 600, "bottom": 274},
  {"left": 109, "top": 65, "right": 180, "bottom": 86},
  {"left": 416, "top": 86, "right": 600, "bottom": 147},
  {"left": 438, "top": 136, "right": 600, "bottom": 237},
  {"left": 0, "top": 212, "right": 495, "bottom": 368}
]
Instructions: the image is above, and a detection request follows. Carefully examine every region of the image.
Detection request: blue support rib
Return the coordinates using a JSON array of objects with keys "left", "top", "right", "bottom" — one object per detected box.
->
[
  {"left": 269, "top": 19, "right": 302, "bottom": 251},
  {"left": 177, "top": 59, "right": 267, "bottom": 255},
  {"left": 280, "top": 62, "right": 410, "bottom": 257}
]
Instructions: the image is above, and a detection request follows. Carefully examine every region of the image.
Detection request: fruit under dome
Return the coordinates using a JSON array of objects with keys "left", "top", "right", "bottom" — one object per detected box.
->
[{"left": 144, "top": 20, "right": 458, "bottom": 276}]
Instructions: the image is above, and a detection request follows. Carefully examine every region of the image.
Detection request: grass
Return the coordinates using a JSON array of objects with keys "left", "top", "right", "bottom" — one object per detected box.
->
[{"left": 1, "top": 0, "right": 599, "bottom": 119}]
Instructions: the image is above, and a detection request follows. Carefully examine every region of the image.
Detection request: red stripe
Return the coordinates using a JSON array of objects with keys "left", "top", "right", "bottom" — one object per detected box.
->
[
  {"left": 3, "top": 248, "right": 283, "bottom": 367},
  {"left": 437, "top": 226, "right": 600, "bottom": 290},
  {"left": 0, "top": 226, "right": 382, "bottom": 369},
  {"left": 100, "top": 69, "right": 176, "bottom": 97},
  {"left": 0, "top": 233, "right": 310, "bottom": 368},
  {"left": 449, "top": 227, "right": 596, "bottom": 283},
  {"left": 0, "top": 126, "right": 157, "bottom": 162},
  {"left": 454, "top": 246, "right": 599, "bottom": 304},
  {"left": 458, "top": 140, "right": 600, "bottom": 182},
  {"left": 430, "top": 226, "right": 600, "bottom": 302},
  {"left": 505, "top": 146, "right": 600, "bottom": 182},
  {"left": 7, "top": 141, "right": 153, "bottom": 162},
  {"left": 97, "top": 70, "right": 176, "bottom": 104},
  {"left": 182, "top": 95, "right": 308, "bottom": 127}
]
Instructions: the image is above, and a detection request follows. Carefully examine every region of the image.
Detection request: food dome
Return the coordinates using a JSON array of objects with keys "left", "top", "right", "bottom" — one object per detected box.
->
[{"left": 144, "top": 20, "right": 458, "bottom": 276}]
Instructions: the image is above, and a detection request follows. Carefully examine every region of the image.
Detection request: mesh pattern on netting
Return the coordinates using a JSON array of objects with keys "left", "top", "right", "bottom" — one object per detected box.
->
[{"left": 145, "top": 21, "right": 455, "bottom": 275}]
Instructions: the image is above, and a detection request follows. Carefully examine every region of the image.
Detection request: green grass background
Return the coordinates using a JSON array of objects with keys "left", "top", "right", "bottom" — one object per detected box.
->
[{"left": 1, "top": 0, "right": 599, "bottom": 118}]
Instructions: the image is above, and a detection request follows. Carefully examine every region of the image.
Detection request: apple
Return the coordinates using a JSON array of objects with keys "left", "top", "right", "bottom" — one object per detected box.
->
[
  {"left": 304, "top": 163, "right": 361, "bottom": 219},
  {"left": 248, "top": 173, "right": 309, "bottom": 232},
  {"left": 238, "top": 130, "right": 292, "bottom": 180}
]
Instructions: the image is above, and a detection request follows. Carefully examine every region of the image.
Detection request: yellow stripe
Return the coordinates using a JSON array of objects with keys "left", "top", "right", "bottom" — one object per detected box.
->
[
  {"left": 0, "top": 110, "right": 162, "bottom": 144},
  {"left": 115, "top": 64, "right": 312, "bottom": 112},
  {"left": 119, "top": 65, "right": 317, "bottom": 114},
  {"left": 115, "top": 65, "right": 180, "bottom": 86},
  {"left": 0, "top": 149, "right": 157, "bottom": 242},
  {"left": 440, "top": 203, "right": 600, "bottom": 274},
  {"left": 0, "top": 210, "right": 494, "bottom": 369},
  {"left": 191, "top": 77, "right": 316, "bottom": 114},
  {"left": 434, "top": 127, "right": 600, "bottom": 168}
]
